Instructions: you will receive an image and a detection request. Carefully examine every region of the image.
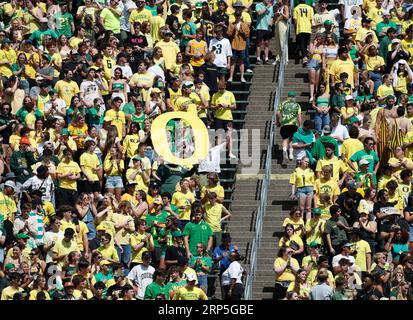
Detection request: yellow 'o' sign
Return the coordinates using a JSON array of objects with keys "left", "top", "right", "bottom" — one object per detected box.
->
[{"left": 151, "top": 111, "right": 209, "bottom": 166}]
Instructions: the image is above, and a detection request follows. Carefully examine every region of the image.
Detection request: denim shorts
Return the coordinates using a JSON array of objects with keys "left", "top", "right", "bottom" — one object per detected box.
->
[
  {"left": 296, "top": 186, "right": 314, "bottom": 197},
  {"left": 106, "top": 175, "right": 124, "bottom": 189},
  {"left": 307, "top": 59, "right": 322, "bottom": 70}
]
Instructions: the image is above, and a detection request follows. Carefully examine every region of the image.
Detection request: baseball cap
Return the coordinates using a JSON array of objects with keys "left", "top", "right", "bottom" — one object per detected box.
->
[
  {"left": 322, "top": 125, "right": 332, "bottom": 135},
  {"left": 60, "top": 128, "right": 70, "bottom": 136},
  {"left": 359, "top": 159, "right": 370, "bottom": 166},
  {"left": 39, "top": 17, "right": 48, "bottom": 23},
  {"left": 195, "top": 1, "right": 203, "bottom": 8},
  {"left": 126, "top": 182, "right": 137, "bottom": 189},
  {"left": 392, "top": 38, "right": 401, "bottom": 44},
  {"left": 173, "top": 230, "right": 184, "bottom": 238},
  {"left": 386, "top": 94, "right": 396, "bottom": 100},
  {"left": 308, "top": 241, "right": 320, "bottom": 248},
  {"left": 20, "top": 136, "right": 31, "bottom": 145},
  {"left": 347, "top": 180, "right": 356, "bottom": 188},
  {"left": 17, "top": 233, "right": 29, "bottom": 239},
  {"left": 349, "top": 116, "right": 360, "bottom": 125},
  {"left": 287, "top": 91, "right": 296, "bottom": 97},
  {"left": 187, "top": 273, "right": 197, "bottom": 282},
  {"left": 5, "top": 263, "right": 15, "bottom": 271},
  {"left": 64, "top": 282, "right": 75, "bottom": 288},
  {"left": 342, "top": 243, "right": 352, "bottom": 248},
  {"left": 324, "top": 20, "right": 333, "bottom": 25},
  {"left": 99, "top": 260, "right": 112, "bottom": 267},
  {"left": 96, "top": 224, "right": 107, "bottom": 232},
  {"left": 345, "top": 95, "right": 354, "bottom": 101},
  {"left": 149, "top": 181, "right": 160, "bottom": 189},
  {"left": 142, "top": 251, "right": 152, "bottom": 260},
  {"left": 318, "top": 255, "right": 329, "bottom": 264},
  {"left": 382, "top": 9, "right": 390, "bottom": 16},
  {"left": 182, "top": 81, "right": 194, "bottom": 89},
  {"left": 4, "top": 180, "right": 16, "bottom": 191},
  {"left": 49, "top": 88, "right": 57, "bottom": 94},
  {"left": 132, "top": 155, "right": 142, "bottom": 161},
  {"left": 151, "top": 88, "right": 162, "bottom": 94},
  {"left": 312, "top": 208, "right": 321, "bottom": 215},
  {"left": 2, "top": 38, "right": 11, "bottom": 44}
]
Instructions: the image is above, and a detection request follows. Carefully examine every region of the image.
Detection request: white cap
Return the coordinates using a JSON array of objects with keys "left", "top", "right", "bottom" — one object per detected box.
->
[
  {"left": 4, "top": 180, "right": 16, "bottom": 191},
  {"left": 392, "top": 38, "right": 401, "bottom": 44},
  {"left": 359, "top": 159, "right": 370, "bottom": 165},
  {"left": 39, "top": 17, "right": 48, "bottom": 23},
  {"left": 186, "top": 273, "right": 197, "bottom": 282},
  {"left": 345, "top": 95, "right": 354, "bottom": 101}
]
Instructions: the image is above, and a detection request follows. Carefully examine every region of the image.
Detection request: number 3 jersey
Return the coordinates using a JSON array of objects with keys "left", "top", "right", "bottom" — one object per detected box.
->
[{"left": 209, "top": 37, "right": 233, "bottom": 68}]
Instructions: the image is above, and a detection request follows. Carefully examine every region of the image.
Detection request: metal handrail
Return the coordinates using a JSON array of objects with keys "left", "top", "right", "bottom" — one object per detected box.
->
[{"left": 244, "top": 6, "right": 292, "bottom": 300}]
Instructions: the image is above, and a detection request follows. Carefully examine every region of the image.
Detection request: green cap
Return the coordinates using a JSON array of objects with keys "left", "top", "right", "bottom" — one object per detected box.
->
[
  {"left": 2, "top": 38, "right": 11, "bottom": 44},
  {"left": 407, "top": 96, "right": 413, "bottom": 105},
  {"left": 5, "top": 263, "right": 15, "bottom": 270},
  {"left": 195, "top": 1, "right": 203, "bottom": 8},
  {"left": 312, "top": 208, "right": 321, "bottom": 215},
  {"left": 132, "top": 155, "right": 142, "bottom": 161},
  {"left": 173, "top": 230, "right": 184, "bottom": 238},
  {"left": 60, "top": 128, "right": 70, "bottom": 136},
  {"left": 42, "top": 53, "right": 52, "bottom": 62},
  {"left": 287, "top": 91, "right": 296, "bottom": 97},
  {"left": 386, "top": 94, "right": 396, "bottom": 100},
  {"left": 309, "top": 241, "right": 320, "bottom": 247},
  {"left": 324, "top": 20, "right": 333, "bottom": 25},
  {"left": 17, "top": 233, "right": 29, "bottom": 239},
  {"left": 49, "top": 88, "right": 57, "bottom": 94},
  {"left": 349, "top": 116, "right": 360, "bottom": 124}
]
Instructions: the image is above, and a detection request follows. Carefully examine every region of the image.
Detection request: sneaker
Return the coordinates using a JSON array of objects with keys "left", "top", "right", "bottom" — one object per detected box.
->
[
  {"left": 302, "top": 57, "right": 308, "bottom": 67},
  {"left": 227, "top": 77, "right": 233, "bottom": 83},
  {"left": 289, "top": 151, "right": 294, "bottom": 160},
  {"left": 282, "top": 150, "right": 288, "bottom": 165},
  {"left": 256, "top": 59, "right": 262, "bottom": 65},
  {"left": 240, "top": 77, "right": 246, "bottom": 83},
  {"left": 275, "top": 56, "right": 280, "bottom": 62},
  {"left": 246, "top": 69, "right": 253, "bottom": 73},
  {"left": 229, "top": 153, "right": 237, "bottom": 160},
  {"left": 264, "top": 59, "right": 270, "bottom": 65},
  {"left": 272, "top": 61, "right": 277, "bottom": 65}
]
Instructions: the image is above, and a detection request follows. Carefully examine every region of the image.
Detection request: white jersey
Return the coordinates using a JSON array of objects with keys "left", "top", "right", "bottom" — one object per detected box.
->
[
  {"left": 22, "top": 175, "right": 54, "bottom": 202},
  {"left": 338, "top": 0, "right": 363, "bottom": 21},
  {"left": 209, "top": 37, "right": 232, "bottom": 68},
  {"left": 127, "top": 264, "right": 155, "bottom": 300},
  {"left": 44, "top": 98, "right": 66, "bottom": 120},
  {"left": 120, "top": 0, "right": 137, "bottom": 32},
  {"left": 80, "top": 80, "right": 101, "bottom": 104}
]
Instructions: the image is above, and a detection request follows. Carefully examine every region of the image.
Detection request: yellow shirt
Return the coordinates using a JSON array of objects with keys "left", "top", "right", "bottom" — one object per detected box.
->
[
  {"left": 282, "top": 217, "right": 305, "bottom": 238},
  {"left": 0, "top": 192, "right": 17, "bottom": 222},
  {"left": 274, "top": 257, "right": 300, "bottom": 282},
  {"left": 73, "top": 288, "right": 93, "bottom": 300},
  {"left": 403, "top": 131, "right": 413, "bottom": 160},
  {"left": 341, "top": 138, "right": 364, "bottom": 164},
  {"left": 228, "top": 11, "right": 252, "bottom": 24},
  {"left": 293, "top": 4, "right": 314, "bottom": 34},
  {"left": 171, "top": 191, "right": 195, "bottom": 221},
  {"left": 352, "top": 239, "right": 371, "bottom": 272},
  {"left": 205, "top": 202, "right": 224, "bottom": 232},
  {"left": 1, "top": 286, "right": 24, "bottom": 300},
  {"left": 289, "top": 167, "right": 315, "bottom": 188},
  {"left": 365, "top": 54, "right": 385, "bottom": 71},
  {"left": 314, "top": 178, "right": 340, "bottom": 206},
  {"left": 54, "top": 80, "right": 80, "bottom": 107},
  {"left": 97, "top": 245, "right": 119, "bottom": 261},
  {"left": 126, "top": 168, "right": 148, "bottom": 193},
  {"left": 175, "top": 94, "right": 199, "bottom": 116},
  {"left": 329, "top": 58, "right": 357, "bottom": 88},
  {"left": 212, "top": 90, "right": 236, "bottom": 120},
  {"left": 355, "top": 27, "right": 379, "bottom": 44},
  {"left": 377, "top": 84, "right": 394, "bottom": 99},
  {"left": 123, "top": 134, "right": 140, "bottom": 158},
  {"left": 29, "top": 289, "right": 51, "bottom": 300},
  {"left": 102, "top": 54, "right": 116, "bottom": 80},
  {"left": 104, "top": 157, "right": 125, "bottom": 176},
  {"left": 402, "top": 38, "right": 413, "bottom": 64},
  {"left": 56, "top": 160, "right": 81, "bottom": 190},
  {"left": 173, "top": 286, "right": 208, "bottom": 300},
  {"left": 51, "top": 52, "right": 63, "bottom": 78},
  {"left": 377, "top": 175, "right": 397, "bottom": 191},
  {"left": 150, "top": 15, "right": 165, "bottom": 43},
  {"left": 395, "top": 73, "right": 408, "bottom": 94},
  {"left": 18, "top": 51, "right": 40, "bottom": 79},
  {"left": 200, "top": 185, "right": 225, "bottom": 206},
  {"left": 397, "top": 183, "right": 412, "bottom": 204},
  {"left": 315, "top": 156, "right": 347, "bottom": 181},
  {"left": 105, "top": 109, "right": 126, "bottom": 138},
  {"left": 80, "top": 152, "right": 100, "bottom": 182},
  {"left": 56, "top": 139, "right": 78, "bottom": 160},
  {"left": 0, "top": 48, "right": 17, "bottom": 77},
  {"left": 129, "top": 8, "right": 152, "bottom": 24},
  {"left": 188, "top": 39, "right": 207, "bottom": 67},
  {"left": 366, "top": 7, "right": 383, "bottom": 29},
  {"left": 305, "top": 218, "right": 326, "bottom": 245},
  {"left": 52, "top": 239, "right": 80, "bottom": 267},
  {"left": 156, "top": 40, "right": 180, "bottom": 71},
  {"left": 24, "top": 113, "right": 36, "bottom": 128},
  {"left": 279, "top": 233, "right": 304, "bottom": 250},
  {"left": 129, "top": 72, "right": 155, "bottom": 102},
  {"left": 111, "top": 212, "right": 135, "bottom": 245},
  {"left": 130, "top": 232, "right": 150, "bottom": 263}
]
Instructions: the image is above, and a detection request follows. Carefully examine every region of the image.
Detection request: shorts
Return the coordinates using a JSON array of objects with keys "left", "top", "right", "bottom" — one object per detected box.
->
[
  {"left": 217, "top": 67, "right": 228, "bottom": 74},
  {"left": 280, "top": 125, "right": 298, "bottom": 140},
  {"left": 256, "top": 30, "right": 272, "bottom": 42},
  {"left": 296, "top": 186, "right": 314, "bottom": 197},
  {"left": 232, "top": 50, "right": 246, "bottom": 60},
  {"left": 214, "top": 118, "right": 233, "bottom": 131},
  {"left": 307, "top": 59, "right": 322, "bottom": 70},
  {"left": 105, "top": 175, "right": 124, "bottom": 189}
]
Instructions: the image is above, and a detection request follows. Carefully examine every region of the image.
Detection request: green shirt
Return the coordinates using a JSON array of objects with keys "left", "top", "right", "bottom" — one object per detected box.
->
[
  {"left": 376, "top": 21, "right": 397, "bottom": 40},
  {"left": 86, "top": 106, "right": 102, "bottom": 126},
  {"left": 52, "top": 12, "right": 74, "bottom": 38},
  {"left": 29, "top": 29, "right": 58, "bottom": 48},
  {"left": 180, "top": 21, "right": 197, "bottom": 47},
  {"left": 165, "top": 280, "right": 187, "bottom": 297},
  {"left": 144, "top": 282, "right": 169, "bottom": 300},
  {"left": 350, "top": 150, "right": 379, "bottom": 173},
  {"left": 278, "top": 99, "right": 301, "bottom": 126},
  {"left": 100, "top": 7, "right": 121, "bottom": 34},
  {"left": 146, "top": 212, "right": 169, "bottom": 248},
  {"left": 132, "top": 113, "right": 147, "bottom": 131},
  {"left": 183, "top": 221, "right": 213, "bottom": 256},
  {"left": 189, "top": 255, "right": 212, "bottom": 273},
  {"left": 355, "top": 172, "right": 377, "bottom": 189}
]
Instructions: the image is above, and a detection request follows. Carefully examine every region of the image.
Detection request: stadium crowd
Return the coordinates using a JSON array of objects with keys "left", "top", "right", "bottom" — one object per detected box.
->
[
  {"left": 0, "top": 0, "right": 279, "bottom": 300},
  {"left": 275, "top": 0, "right": 413, "bottom": 300}
]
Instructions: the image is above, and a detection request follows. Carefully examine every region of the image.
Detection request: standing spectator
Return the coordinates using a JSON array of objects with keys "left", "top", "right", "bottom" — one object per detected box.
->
[
  {"left": 309, "top": 268, "right": 333, "bottom": 300},
  {"left": 221, "top": 249, "right": 245, "bottom": 300},
  {"left": 127, "top": 251, "right": 155, "bottom": 300},
  {"left": 273, "top": 246, "right": 300, "bottom": 300},
  {"left": 293, "top": 0, "right": 314, "bottom": 65},
  {"left": 255, "top": 0, "right": 274, "bottom": 65}
]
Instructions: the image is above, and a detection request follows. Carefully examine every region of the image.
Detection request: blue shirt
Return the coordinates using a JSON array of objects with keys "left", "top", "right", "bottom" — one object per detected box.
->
[
  {"left": 213, "top": 243, "right": 239, "bottom": 271},
  {"left": 255, "top": 3, "right": 274, "bottom": 31}
]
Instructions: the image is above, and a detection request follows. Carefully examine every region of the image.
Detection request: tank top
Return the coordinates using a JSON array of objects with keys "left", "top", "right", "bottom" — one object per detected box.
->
[
  {"left": 112, "top": 82, "right": 124, "bottom": 91},
  {"left": 323, "top": 46, "right": 338, "bottom": 59},
  {"left": 37, "top": 94, "right": 50, "bottom": 113},
  {"left": 168, "top": 88, "right": 182, "bottom": 110},
  {"left": 316, "top": 97, "right": 329, "bottom": 107},
  {"left": 189, "top": 40, "right": 207, "bottom": 67}
]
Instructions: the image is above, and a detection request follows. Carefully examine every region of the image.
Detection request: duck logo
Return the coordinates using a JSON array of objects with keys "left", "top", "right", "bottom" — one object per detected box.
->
[{"left": 151, "top": 111, "right": 209, "bottom": 166}]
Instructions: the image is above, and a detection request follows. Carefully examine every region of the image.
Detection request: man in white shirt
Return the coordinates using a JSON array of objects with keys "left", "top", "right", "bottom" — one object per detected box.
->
[
  {"left": 209, "top": 26, "right": 232, "bottom": 79},
  {"left": 339, "top": 0, "right": 363, "bottom": 21},
  {"left": 80, "top": 69, "right": 103, "bottom": 107},
  {"left": 332, "top": 243, "right": 357, "bottom": 274},
  {"left": 111, "top": 52, "right": 134, "bottom": 80},
  {"left": 44, "top": 89, "right": 66, "bottom": 124},
  {"left": 331, "top": 113, "right": 349, "bottom": 153},
  {"left": 120, "top": 0, "right": 137, "bottom": 42},
  {"left": 127, "top": 252, "right": 155, "bottom": 300}
]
